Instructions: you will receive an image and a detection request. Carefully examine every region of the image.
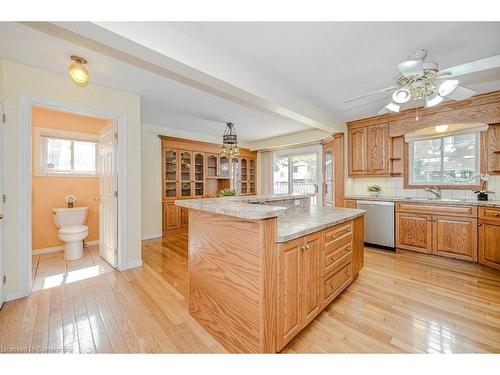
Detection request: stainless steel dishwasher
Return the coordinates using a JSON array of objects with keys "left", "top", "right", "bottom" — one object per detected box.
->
[{"left": 356, "top": 200, "right": 395, "bottom": 249}]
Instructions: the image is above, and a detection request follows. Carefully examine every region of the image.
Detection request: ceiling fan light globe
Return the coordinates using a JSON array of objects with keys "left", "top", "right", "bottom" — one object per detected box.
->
[
  {"left": 438, "top": 80, "right": 459, "bottom": 97},
  {"left": 392, "top": 88, "right": 411, "bottom": 104}
]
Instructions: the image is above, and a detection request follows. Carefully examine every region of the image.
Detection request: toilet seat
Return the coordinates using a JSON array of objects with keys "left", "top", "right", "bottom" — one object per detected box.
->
[{"left": 58, "top": 225, "right": 88, "bottom": 235}]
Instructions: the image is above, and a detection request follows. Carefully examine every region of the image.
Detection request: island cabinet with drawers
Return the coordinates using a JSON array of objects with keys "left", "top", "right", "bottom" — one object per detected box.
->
[
  {"left": 276, "top": 217, "right": 364, "bottom": 351},
  {"left": 396, "top": 202, "right": 478, "bottom": 262}
]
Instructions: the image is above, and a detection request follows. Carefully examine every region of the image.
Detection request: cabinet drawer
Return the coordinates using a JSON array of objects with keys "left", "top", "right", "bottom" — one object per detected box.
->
[
  {"left": 395, "top": 202, "right": 476, "bottom": 217},
  {"left": 321, "top": 241, "right": 352, "bottom": 276},
  {"left": 479, "top": 206, "right": 500, "bottom": 223},
  {"left": 323, "top": 222, "right": 353, "bottom": 249},
  {"left": 322, "top": 262, "right": 352, "bottom": 306}
]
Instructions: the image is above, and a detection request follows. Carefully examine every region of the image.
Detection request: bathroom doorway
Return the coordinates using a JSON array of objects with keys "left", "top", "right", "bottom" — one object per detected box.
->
[{"left": 24, "top": 101, "right": 122, "bottom": 292}]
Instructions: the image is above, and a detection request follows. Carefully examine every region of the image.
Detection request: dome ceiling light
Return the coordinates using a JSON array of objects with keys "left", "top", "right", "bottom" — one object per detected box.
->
[{"left": 68, "top": 55, "right": 89, "bottom": 87}]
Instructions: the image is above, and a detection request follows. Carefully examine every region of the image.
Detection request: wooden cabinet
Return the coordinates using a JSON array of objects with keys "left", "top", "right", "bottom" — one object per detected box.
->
[
  {"left": 486, "top": 123, "right": 500, "bottom": 175},
  {"left": 277, "top": 232, "right": 322, "bottom": 350},
  {"left": 276, "top": 220, "right": 363, "bottom": 351},
  {"left": 396, "top": 203, "right": 478, "bottom": 261},
  {"left": 344, "top": 199, "right": 356, "bottom": 208},
  {"left": 348, "top": 127, "right": 367, "bottom": 175},
  {"left": 348, "top": 123, "right": 390, "bottom": 177},
  {"left": 433, "top": 216, "right": 477, "bottom": 262},
  {"left": 396, "top": 212, "right": 433, "bottom": 254},
  {"left": 163, "top": 201, "right": 180, "bottom": 231},
  {"left": 478, "top": 206, "right": 500, "bottom": 270},
  {"left": 160, "top": 136, "right": 257, "bottom": 234},
  {"left": 367, "top": 123, "right": 390, "bottom": 174}
]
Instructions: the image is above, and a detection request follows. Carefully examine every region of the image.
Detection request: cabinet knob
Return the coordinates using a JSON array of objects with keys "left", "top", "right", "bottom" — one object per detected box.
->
[
  {"left": 347, "top": 272, "right": 351, "bottom": 277},
  {"left": 330, "top": 283, "right": 336, "bottom": 289},
  {"left": 331, "top": 234, "right": 336, "bottom": 239},
  {"left": 478, "top": 223, "right": 482, "bottom": 227},
  {"left": 305, "top": 245, "right": 310, "bottom": 250},
  {"left": 331, "top": 256, "right": 337, "bottom": 262},
  {"left": 494, "top": 213, "right": 499, "bottom": 217}
]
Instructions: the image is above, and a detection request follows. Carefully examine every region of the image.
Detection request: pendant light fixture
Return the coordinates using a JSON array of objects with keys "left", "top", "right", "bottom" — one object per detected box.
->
[
  {"left": 68, "top": 55, "right": 89, "bottom": 87},
  {"left": 220, "top": 122, "right": 239, "bottom": 157}
]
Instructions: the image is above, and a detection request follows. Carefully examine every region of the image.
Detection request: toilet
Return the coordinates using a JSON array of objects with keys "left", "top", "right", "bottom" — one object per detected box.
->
[{"left": 52, "top": 207, "right": 89, "bottom": 260}]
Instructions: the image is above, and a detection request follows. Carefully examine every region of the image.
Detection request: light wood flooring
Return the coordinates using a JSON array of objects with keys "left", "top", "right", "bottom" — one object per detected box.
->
[{"left": 1, "top": 229, "right": 499, "bottom": 353}]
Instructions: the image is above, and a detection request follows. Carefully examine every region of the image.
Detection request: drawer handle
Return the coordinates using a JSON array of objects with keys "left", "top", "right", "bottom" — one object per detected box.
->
[
  {"left": 331, "top": 234, "right": 336, "bottom": 239},
  {"left": 347, "top": 228, "right": 351, "bottom": 232},
  {"left": 330, "top": 256, "right": 337, "bottom": 262},
  {"left": 330, "top": 282, "right": 336, "bottom": 289},
  {"left": 495, "top": 213, "right": 499, "bottom": 217},
  {"left": 347, "top": 272, "right": 351, "bottom": 277}
]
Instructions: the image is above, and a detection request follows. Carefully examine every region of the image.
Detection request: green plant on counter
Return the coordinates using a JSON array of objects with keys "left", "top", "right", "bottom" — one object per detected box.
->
[
  {"left": 367, "top": 184, "right": 381, "bottom": 193},
  {"left": 219, "top": 188, "right": 236, "bottom": 197}
]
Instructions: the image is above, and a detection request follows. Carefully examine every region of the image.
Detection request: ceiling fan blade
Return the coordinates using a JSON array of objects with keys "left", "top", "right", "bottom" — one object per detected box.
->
[
  {"left": 438, "top": 55, "right": 500, "bottom": 78},
  {"left": 398, "top": 60, "right": 424, "bottom": 77},
  {"left": 344, "top": 85, "right": 398, "bottom": 103},
  {"left": 446, "top": 86, "right": 477, "bottom": 101}
]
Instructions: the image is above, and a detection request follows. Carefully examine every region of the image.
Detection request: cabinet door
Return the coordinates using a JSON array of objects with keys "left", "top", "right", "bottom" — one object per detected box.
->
[
  {"left": 396, "top": 212, "right": 433, "bottom": 253},
  {"left": 323, "top": 145, "right": 334, "bottom": 206},
  {"left": 231, "top": 158, "right": 239, "bottom": 192},
  {"left": 207, "top": 154, "right": 218, "bottom": 177},
  {"left": 479, "top": 223, "right": 500, "bottom": 270},
  {"left": 277, "top": 238, "right": 302, "bottom": 350},
  {"left": 180, "top": 206, "right": 189, "bottom": 228},
  {"left": 433, "top": 216, "right": 477, "bottom": 262},
  {"left": 163, "top": 149, "right": 178, "bottom": 199},
  {"left": 219, "top": 155, "right": 229, "bottom": 178},
  {"left": 344, "top": 199, "right": 356, "bottom": 209},
  {"left": 367, "top": 123, "right": 389, "bottom": 174},
  {"left": 348, "top": 127, "right": 367, "bottom": 175},
  {"left": 163, "top": 201, "right": 180, "bottom": 231},
  {"left": 300, "top": 232, "right": 321, "bottom": 326},
  {"left": 249, "top": 159, "right": 256, "bottom": 194}
]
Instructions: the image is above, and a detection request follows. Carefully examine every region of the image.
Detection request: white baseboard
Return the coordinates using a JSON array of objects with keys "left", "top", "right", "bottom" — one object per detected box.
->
[
  {"left": 142, "top": 232, "right": 162, "bottom": 240},
  {"left": 5, "top": 289, "right": 26, "bottom": 302},
  {"left": 126, "top": 259, "right": 143, "bottom": 270},
  {"left": 32, "top": 239, "right": 100, "bottom": 255}
]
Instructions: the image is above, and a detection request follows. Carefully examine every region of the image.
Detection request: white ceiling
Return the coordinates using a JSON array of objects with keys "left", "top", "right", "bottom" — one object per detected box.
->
[
  {"left": 98, "top": 22, "right": 500, "bottom": 121},
  {"left": 0, "top": 22, "right": 310, "bottom": 143},
  {"left": 1, "top": 22, "right": 500, "bottom": 144}
]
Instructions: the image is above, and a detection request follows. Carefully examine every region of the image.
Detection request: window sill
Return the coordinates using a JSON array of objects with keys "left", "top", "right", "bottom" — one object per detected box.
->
[
  {"left": 404, "top": 183, "right": 481, "bottom": 190},
  {"left": 34, "top": 173, "right": 99, "bottom": 178}
]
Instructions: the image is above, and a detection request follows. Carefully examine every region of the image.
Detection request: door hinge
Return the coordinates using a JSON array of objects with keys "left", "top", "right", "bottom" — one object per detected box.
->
[
  {"left": 1, "top": 114, "right": 6, "bottom": 124},
  {"left": 2, "top": 275, "right": 6, "bottom": 284},
  {"left": 114, "top": 132, "right": 118, "bottom": 141},
  {"left": 114, "top": 191, "right": 118, "bottom": 198},
  {"left": 2, "top": 194, "right": 6, "bottom": 203}
]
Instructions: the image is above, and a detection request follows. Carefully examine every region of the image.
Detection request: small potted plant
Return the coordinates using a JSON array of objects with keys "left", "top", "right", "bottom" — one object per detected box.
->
[
  {"left": 219, "top": 188, "right": 236, "bottom": 197},
  {"left": 65, "top": 194, "right": 77, "bottom": 208},
  {"left": 367, "top": 184, "right": 381, "bottom": 196}
]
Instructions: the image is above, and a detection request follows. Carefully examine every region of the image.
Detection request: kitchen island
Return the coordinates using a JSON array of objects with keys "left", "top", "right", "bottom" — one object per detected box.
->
[{"left": 176, "top": 194, "right": 365, "bottom": 353}]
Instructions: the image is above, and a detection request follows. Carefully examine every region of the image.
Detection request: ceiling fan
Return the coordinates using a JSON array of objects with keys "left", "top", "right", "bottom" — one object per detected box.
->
[{"left": 345, "top": 49, "right": 500, "bottom": 115}]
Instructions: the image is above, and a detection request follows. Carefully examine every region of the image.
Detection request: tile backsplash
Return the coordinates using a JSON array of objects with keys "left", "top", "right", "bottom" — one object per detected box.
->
[{"left": 345, "top": 176, "right": 500, "bottom": 201}]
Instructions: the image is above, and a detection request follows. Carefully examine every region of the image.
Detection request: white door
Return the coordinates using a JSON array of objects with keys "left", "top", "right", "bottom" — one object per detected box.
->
[
  {"left": 99, "top": 122, "right": 118, "bottom": 268},
  {"left": 0, "top": 101, "right": 5, "bottom": 307}
]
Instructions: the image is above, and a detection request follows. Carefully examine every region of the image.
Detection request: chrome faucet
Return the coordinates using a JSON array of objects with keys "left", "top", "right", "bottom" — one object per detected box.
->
[{"left": 425, "top": 186, "right": 441, "bottom": 199}]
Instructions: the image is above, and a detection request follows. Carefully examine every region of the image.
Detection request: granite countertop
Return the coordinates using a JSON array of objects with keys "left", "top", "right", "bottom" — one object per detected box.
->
[
  {"left": 345, "top": 195, "right": 500, "bottom": 207},
  {"left": 175, "top": 193, "right": 313, "bottom": 220},
  {"left": 277, "top": 206, "right": 365, "bottom": 243}
]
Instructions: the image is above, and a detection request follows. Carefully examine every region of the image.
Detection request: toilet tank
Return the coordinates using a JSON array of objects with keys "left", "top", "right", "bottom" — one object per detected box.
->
[{"left": 52, "top": 207, "right": 89, "bottom": 228}]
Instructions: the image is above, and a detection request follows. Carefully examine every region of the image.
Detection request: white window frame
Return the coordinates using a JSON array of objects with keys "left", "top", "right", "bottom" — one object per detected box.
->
[
  {"left": 408, "top": 132, "right": 480, "bottom": 186},
  {"left": 34, "top": 127, "right": 99, "bottom": 177}
]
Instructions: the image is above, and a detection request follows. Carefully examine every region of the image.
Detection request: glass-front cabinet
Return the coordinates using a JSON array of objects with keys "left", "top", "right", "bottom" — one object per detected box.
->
[
  {"left": 220, "top": 156, "right": 229, "bottom": 178},
  {"left": 249, "top": 159, "right": 256, "bottom": 194},
  {"left": 231, "top": 158, "right": 239, "bottom": 192},
  {"left": 194, "top": 152, "right": 205, "bottom": 197},
  {"left": 240, "top": 158, "right": 248, "bottom": 194},
  {"left": 207, "top": 154, "right": 218, "bottom": 177},
  {"left": 164, "top": 149, "right": 178, "bottom": 198},
  {"left": 180, "top": 151, "right": 193, "bottom": 197}
]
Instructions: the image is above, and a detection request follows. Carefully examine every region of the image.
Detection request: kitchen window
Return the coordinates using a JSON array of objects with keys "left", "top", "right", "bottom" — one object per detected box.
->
[
  {"left": 35, "top": 127, "right": 99, "bottom": 176},
  {"left": 408, "top": 132, "right": 480, "bottom": 186}
]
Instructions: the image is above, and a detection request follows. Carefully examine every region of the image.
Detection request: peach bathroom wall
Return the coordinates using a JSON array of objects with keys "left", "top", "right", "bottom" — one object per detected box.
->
[{"left": 31, "top": 106, "right": 110, "bottom": 251}]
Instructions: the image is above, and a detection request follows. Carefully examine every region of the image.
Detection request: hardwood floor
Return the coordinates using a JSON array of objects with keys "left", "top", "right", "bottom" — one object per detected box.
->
[{"left": 1, "top": 229, "right": 499, "bottom": 353}]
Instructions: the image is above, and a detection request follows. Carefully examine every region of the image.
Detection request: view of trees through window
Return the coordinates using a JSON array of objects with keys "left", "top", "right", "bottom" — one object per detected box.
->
[
  {"left": 410, "top": 133, "right": 478, "bottom": 185},
  {"left": 274, "top": 153, "right": 317, "bottom": 200}
]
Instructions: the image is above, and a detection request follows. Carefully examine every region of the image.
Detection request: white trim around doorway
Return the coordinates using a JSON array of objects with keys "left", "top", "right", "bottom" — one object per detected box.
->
[{"left": 18, "top": 94, "right": 129, "bottom": 299}]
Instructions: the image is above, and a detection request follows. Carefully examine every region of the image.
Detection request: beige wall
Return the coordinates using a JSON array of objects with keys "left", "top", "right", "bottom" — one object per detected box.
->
[
  {"left": 31, "top": 106, "right": 109, "bottom": 250},
  {"left": 2, "top": 59, "right": 142, "bottom": 299}
]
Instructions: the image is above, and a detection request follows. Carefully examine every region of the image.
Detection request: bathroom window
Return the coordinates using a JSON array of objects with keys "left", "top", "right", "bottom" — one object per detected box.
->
[
  {"left": 408, "top": 132, "right": 480, "bottom": 186},
  {"left": 35, "top": 128, "right": 99, "bottom": 176}
]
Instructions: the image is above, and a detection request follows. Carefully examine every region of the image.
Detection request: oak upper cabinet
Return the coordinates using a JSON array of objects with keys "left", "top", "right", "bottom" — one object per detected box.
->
[
  {"left": 367, "top": 123, "right": 390, "bottom": 175},
  {"left": 479, "top": 206, "right": 500, "bottom": 270},
  {"left": 396, "top": 212, "right": 433, "bottom": 254},
  {"left": 433, "top": 216, "right": 477, "bottom": 262},
  {"left": 277, "top": 232, "right": 321, "bottom": 351},
  {"left": 348, "top": 127, "right": 367, "bottom": 175}
]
